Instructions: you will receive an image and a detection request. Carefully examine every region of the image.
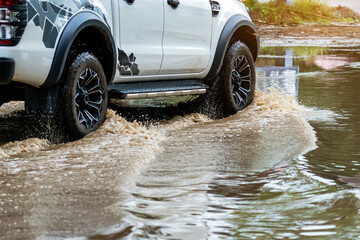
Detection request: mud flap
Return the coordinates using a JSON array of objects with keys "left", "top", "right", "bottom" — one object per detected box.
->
[
  {"left": 25, "top": 83, "right": 63, "bottom": 114},
  {"left": 0, "top": 58, "right": 15, "bottom": 85}
]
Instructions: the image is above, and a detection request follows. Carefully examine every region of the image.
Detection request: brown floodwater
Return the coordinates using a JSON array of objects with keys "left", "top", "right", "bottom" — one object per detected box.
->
[{"left": 1, "top": 46, "right": 360, "bottom": 239}]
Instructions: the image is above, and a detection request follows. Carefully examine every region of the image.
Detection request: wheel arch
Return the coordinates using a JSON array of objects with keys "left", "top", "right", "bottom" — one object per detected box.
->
[
  {"left": 41, "top": 11, "right": 116, "bottom": 88},
  {"left": 205, "top": 14, "right": 260, "bottom": 81}
]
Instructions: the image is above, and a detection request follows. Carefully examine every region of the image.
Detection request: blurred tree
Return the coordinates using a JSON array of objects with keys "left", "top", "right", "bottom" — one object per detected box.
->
[{"left": 242, "top": 0, "right": 259, "bottom": 9}]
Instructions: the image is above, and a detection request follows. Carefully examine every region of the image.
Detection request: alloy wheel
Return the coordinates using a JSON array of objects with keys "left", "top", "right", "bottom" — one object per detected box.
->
[
  {"left": 231, "top": 55, "right": 252, "bottom": 108},
  {"left": 74, "top": 67, "right": 103, "bottom": 130}
]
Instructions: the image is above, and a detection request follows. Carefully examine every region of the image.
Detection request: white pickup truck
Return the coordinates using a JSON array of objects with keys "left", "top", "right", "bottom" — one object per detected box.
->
[{"left": 0, "top": 0, "right": 259, "bottom": 138}]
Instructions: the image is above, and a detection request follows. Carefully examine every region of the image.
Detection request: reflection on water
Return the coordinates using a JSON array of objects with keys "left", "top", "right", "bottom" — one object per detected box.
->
[
  {"left": 1, "top": 46, "right": 360, "bottom": 239},
  {"left": 257, "top": 47, "right": 300, "bottom": 100},
  {"left": 119, "top": 91, "right": 316, "bottom": 239},
  {"left": 257, "top": 67, "right": 299, "bottom": 99}
]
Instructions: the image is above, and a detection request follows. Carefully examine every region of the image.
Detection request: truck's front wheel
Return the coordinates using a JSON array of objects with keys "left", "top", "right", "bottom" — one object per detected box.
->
[
  {"left": 196, "top": 41, "right": 256, "bottom": 118},
  {"left": 64, "top": 52, "right": 108, "bottom": 139},
  {"left": 221, "top": 41, "right": 256, "bottom": 115}
]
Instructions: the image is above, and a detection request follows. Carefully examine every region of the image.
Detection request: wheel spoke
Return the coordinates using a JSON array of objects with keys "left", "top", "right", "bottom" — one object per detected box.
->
[
  {"left": 235, "top": 55, "right": 245, "bottom": 69},
  {"left": 241, "top": 74, "right": 251, "bottom": 80},
  {"left": 234, "top": 91, "right": 245, "bottom": 106},
  {"left": 239, "top": 86, "right": 250, "bottom": 94},
  {"left": 88, "top": 98, "right": 103, "bottom": 105},
  {"left": 232, "top": 92, "right": 240, "bottom": 105},
  {"left": 86, "top": 102, "right": 101, "bottom": 112},
  {"left": 75, "top": 94, "right": 80, "bottom": 108},
  {"left": 237, "top": 90, "right": 248, "bottom": 102},
  {"left": 241, "top": 79, "right": 251, "bottom": 83},
  {"left": 77, "top": 110, "right": 87, "bottom": 125},
  {"left": 79, "top": 68, "right": 89, "bottom": 85},
  {"left": 239, "top": 64, "right": 250, "bottom": 74},
  {"left": 84, "top": 109, "right": 98, "bottom": 122},
  {"left": 84, "top": 72, "right": 98, "bottom": 87},
  {"left": 87, "top": 79, "right": 101, "bottom": 92},
  {"left": 238, "top": 57, "right": 249, "bottom": 73},
  {"left": 88, "top": 89, "right": 103, "bottom": 96}
]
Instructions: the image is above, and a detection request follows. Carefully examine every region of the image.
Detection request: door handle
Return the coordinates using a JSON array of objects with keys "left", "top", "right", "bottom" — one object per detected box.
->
[
  {"left": 125, "top": 0, "right": 134, "bottom": 4},
  {"left": 167, "top": 0, "right": 180, "bottom": 9}
]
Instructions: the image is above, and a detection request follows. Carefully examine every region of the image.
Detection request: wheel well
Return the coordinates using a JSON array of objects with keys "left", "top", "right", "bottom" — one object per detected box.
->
[
  {"left": 67, "top": 26, "right": 115, "bottom": 84},
  {"left": 229, "top": 26, "right": 258, "bottom": 62}
]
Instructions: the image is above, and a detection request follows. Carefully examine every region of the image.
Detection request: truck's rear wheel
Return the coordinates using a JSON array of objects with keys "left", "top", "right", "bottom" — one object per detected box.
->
[{"left": 64, "top": 52, "right": 108, "bottom": 139}]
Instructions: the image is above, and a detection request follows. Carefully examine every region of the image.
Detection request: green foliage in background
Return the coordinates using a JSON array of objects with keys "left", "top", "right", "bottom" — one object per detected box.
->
[{"left": 244, "top": 0, "right": 358, "bottom": 24}]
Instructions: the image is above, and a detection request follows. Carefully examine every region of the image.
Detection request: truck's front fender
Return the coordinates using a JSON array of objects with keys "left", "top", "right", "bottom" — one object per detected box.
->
[{"left": 205, "top": 14, "right": 259, "bottom": 81}]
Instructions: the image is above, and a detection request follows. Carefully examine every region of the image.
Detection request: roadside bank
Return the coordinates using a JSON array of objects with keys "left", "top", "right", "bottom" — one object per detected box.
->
[{"left": 256, "top": 23, "right": 360, "bottom": 47}]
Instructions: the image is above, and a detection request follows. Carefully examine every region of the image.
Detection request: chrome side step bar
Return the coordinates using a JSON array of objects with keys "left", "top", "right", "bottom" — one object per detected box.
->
[
  {"left": 108, "top": 80, "right": 209, "bottom": 99},
  {"left": 125, "top": 89, "right": 207, "bottom": 99}
]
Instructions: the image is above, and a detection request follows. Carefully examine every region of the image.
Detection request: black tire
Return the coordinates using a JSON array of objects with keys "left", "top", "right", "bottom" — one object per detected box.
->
[
  {"left": 221, "top": 41, "right": 256, "bottom": 116},
  {"left": 64, "top": 52, "right": 108, "bottom": 139},
  {"left": 194, "top": 41, "right": 256, "bottom": 119}
]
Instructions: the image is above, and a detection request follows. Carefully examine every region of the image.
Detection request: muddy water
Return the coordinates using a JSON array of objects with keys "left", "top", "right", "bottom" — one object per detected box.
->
[{"left": 0, "top": 46, "right": 360, "bottom": 239}]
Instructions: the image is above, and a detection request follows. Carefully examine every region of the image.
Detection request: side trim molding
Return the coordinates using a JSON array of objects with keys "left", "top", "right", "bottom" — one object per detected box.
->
[{"left": 41, "top": 11, "right": 116, "bottom": 88}]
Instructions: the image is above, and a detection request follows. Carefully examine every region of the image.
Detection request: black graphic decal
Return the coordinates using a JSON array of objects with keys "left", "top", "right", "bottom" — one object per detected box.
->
[
  {"left": 118, "top": 49, "right": 140, "bottom": 76},
  {"left": 28, "top": 0, "right": 73, "bottom": 48},
  {"left": 71, "top": 0, "right": 109, "bottom": 25},
  {"left": 28, "top": 0, "right": 108, "bottom": 49}
]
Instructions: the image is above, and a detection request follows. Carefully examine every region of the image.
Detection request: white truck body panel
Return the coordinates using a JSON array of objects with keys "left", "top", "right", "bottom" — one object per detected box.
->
[
  {"left": 160, "top": 0, "right": 212, "bottom": 75},
  {"left": 0, "top": 0, "right": 255, "bottom": 86},
  {"left": 117, "top": 0, "right": 164, "bottom": 77},
  {"left": 1, "top": 21, "right": 55, "bottom": 87}
]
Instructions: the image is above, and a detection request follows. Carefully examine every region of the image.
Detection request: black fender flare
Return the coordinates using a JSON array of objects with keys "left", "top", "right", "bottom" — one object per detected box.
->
[
  {"left": 41, "top": 11, "right": 117, "bottom": 88},
  {"left": 205, "top": 14, "right": 260, "bottom": 81}
]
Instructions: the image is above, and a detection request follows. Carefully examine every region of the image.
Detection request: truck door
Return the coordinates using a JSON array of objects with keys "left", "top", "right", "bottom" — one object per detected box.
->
[
  {"left": 160, "top": 0, "right": 212, "bottom": 75},
  {"left": 118, "top": 0, "right": 164, "bottom": 77}
]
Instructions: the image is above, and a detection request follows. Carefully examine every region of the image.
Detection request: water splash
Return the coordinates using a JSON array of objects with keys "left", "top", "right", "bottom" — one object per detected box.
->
[
  {"left": 0, "top": 138, "right": 49, "bottom": 159},
  {"left": 0, "top": 101, "right": 24, "bottom": 115}
]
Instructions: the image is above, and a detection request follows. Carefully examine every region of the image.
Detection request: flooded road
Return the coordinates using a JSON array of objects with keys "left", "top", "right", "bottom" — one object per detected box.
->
[{"left": 1, "top": 46, "right": 360, "bottom": 239}]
